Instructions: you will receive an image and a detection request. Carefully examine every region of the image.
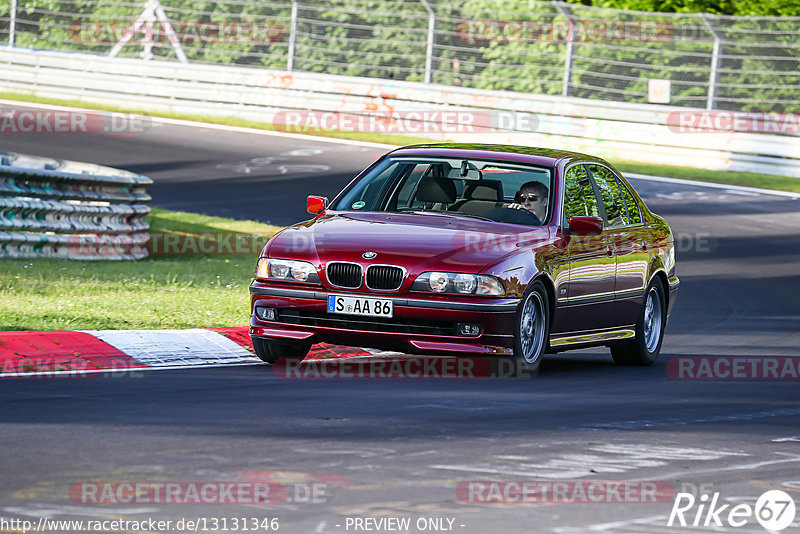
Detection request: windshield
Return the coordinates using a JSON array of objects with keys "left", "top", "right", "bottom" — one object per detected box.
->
[{"left": 332, "top": 156, "right": 553, "bottom": 226}]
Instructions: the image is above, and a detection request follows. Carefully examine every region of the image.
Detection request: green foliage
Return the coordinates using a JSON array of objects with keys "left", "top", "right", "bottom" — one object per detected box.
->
[
  {"left": 5, "top": 0, "right": 799, "bottom": 111},
  {"left": 569, "top": 0, "right": 800, "bottom": 16}
]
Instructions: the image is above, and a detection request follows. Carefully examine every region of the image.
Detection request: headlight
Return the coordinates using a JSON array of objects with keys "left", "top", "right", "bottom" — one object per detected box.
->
[
  {"left": 476, "top": 276, "right": 505, "bottom": 295},
  {"left": 454, "top": 273, "right": 476, "bottom": 294},
  {"left": 255, "top": 258, "right": 320, "bottom": 284},
  {"left": 411, "top": 272, "right": 505, "bottom": 296},
  {"left": 428, "top": 272, "right": 450, "bottom": 292}
]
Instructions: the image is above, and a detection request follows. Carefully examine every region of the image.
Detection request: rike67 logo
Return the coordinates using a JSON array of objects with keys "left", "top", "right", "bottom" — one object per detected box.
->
[{"left": 668, "top": 490, "right": 796, "bottom": 531}]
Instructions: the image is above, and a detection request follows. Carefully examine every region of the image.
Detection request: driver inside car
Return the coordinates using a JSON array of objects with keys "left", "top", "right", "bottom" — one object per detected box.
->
[{"left": 508, "top": 181, "right": 549, "bottom": 222}]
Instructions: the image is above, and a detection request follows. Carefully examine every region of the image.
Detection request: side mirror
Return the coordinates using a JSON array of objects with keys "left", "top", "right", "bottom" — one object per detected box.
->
[
  {"left": 568, "top": 216, "right": 603, "bottom": 235},
  {"left": 307, "top": 195, "right": 328, "bottom": 215}
]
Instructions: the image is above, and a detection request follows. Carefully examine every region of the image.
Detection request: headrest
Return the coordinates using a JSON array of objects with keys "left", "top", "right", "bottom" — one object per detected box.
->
[
  {"left": 465, "top": 180, "right": 503, "bottom": 202},
  {"left": 417, "top": 175, "right": 457, "bottom": 204}
]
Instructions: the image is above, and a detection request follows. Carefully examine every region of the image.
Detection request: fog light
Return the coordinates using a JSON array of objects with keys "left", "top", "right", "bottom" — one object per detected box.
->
[
  {"left": 457, "top": 323, "right": 482, "bottom": 336},
  {"left": 256, "top": 307, "right": 276, "bottom": 321}
]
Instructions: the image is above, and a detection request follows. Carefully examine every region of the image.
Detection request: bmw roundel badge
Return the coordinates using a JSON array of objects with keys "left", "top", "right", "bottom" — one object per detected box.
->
[{"left": 362, "top": 251, "right": 377, "bottom": 259}]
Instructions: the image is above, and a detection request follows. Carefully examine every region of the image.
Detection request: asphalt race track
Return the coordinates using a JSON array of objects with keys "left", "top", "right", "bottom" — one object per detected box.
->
[
  {"left": 2, "top": 104, "right": 800, "bottom": 533},
  {"left": 0, "top": 103, "right": 388, "bottom": 225}
]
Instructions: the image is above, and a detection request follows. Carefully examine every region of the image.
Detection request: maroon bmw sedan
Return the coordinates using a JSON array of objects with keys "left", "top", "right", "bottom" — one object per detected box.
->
[{"left": 249, "top": 144, "right": 679, "bottom": 373}]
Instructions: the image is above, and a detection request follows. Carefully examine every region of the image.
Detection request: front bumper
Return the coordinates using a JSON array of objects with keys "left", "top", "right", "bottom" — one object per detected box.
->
[
  {"left": 249, "top": 281, "right": 519, "bottom": 355},
  {"left": 667, "top": 275, "right": 680, "bottom": 319}
]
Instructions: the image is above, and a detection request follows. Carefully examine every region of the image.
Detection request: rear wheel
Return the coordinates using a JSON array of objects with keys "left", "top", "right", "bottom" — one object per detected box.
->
[
  {"left": 611, "top": 277, "right": 666, "bottom": 365},
  {"left": 252, "top": 337, "right": 311, "bottom": 364},
  {"left": 513, "top": 280, "right": 550, "bottom": 375}
]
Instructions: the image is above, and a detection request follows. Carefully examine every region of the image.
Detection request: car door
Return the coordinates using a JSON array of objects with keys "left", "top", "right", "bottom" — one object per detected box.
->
[
  {"left": 587, "top": 164, "right": 649, "bottom": 327},
  {"left": 558, "top": 164, "right": 618, "bottom": 333}
]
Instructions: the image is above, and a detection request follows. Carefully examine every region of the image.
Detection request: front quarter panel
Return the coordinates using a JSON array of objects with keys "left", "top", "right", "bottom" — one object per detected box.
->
[{"left": 480, "top": 227, "right": 561, "bottom": 301}]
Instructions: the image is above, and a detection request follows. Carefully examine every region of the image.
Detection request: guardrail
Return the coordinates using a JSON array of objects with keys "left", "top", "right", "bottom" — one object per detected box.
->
[
  {"left": 0, "top": 151, "right": 152, "bottom": 260},
  {"left": 1, "top": 47, "right": 799, "bottom": 178},
  {"left": 2, "top": 0, "right": 798, "bottom": 113}
]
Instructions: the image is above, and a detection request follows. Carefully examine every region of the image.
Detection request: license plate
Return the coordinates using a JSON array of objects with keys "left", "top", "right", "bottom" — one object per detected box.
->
[{"left": 327, "top": 295, "right": 393, "bottom": 318}]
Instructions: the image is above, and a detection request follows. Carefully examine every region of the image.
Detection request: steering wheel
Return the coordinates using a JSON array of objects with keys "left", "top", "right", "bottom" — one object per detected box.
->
[{"left": 481, "top": 207, "right": 541, "bottom": 225}]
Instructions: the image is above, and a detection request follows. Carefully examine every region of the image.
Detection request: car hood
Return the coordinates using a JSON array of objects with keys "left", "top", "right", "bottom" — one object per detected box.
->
[{"left": 267, "top": 212, "right": 551, "bottom": 273}]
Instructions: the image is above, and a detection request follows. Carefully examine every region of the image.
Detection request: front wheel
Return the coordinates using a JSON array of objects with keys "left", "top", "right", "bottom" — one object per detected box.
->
[
  {"left": 513, "top": 280, "right": 550, "bottom": 375},
  {"left": 252, "top": 337, "right": 311, "bottom": 364},
  {"left": 611, "top": 277, "right": 666, "bottom": 365}
]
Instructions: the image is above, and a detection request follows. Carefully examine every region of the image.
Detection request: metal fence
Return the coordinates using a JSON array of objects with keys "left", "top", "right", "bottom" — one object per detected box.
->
[{"left": 0, "top": 0, "right": 798, "bottom": 112}]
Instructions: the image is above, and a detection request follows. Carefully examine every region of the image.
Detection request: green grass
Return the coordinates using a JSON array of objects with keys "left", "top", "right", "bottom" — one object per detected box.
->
[
  {"left": 614, "top": 161, "right": 800, "bottom": 193},
  {"left": 6, "top": 91, "right": 795, "bottom": 194},
  {"left": 0, "top": 208, "right": 280, "bottom": 331},
  {"left": 147, "top": 207, "right": 282, "bottom": 235}
]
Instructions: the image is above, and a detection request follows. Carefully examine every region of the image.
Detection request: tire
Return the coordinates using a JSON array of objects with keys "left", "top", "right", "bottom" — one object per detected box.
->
[
  {"left": 252, "top": 337, "right": 311, "bottom": 365},
  {"left": 513, "top": 280, "right": 550, "bottom": 375},
  {"left": 611, "top": 277, "right": 666, "bottom": 366}
]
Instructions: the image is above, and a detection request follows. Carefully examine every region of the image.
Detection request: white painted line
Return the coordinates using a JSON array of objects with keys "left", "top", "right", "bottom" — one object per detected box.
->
[
  {"left": 552, "top": 515, "right": 671, "bottom": 534},
  {"left": 560, "top": 407, "right": 800, "bottom": 430},
  {"left": 430, "top": 444, "right": 746, "bottom": 479},
  {"left": 626, "top": 172, "right": 800, "bottom": 199},
  {"left": 725, "top": 189, "right": 761, "bottom": 196},
  {"left": 0, "top": 361, "right": 263, "bottom": 378},
  {"left": 80, "top": 329, "right": 257, "bottom": 367},
  {"left": 151, "top": 116, "right": 399, "bottom": 149},
  {"left": 773, "top": 436, "right": 800, "bottom": 442},
  {"left": 656, "top": 452, "right": 800, "bottom": 482}
]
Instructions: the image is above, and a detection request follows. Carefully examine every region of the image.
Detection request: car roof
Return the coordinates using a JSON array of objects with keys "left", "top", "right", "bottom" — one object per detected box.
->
[{"left": 387, "top": 143, "right": 607, "bottom": 168}]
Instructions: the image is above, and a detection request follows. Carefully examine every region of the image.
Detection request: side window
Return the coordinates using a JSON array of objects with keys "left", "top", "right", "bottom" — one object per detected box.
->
[
  {"left": 563, "top": 165, "right": 600, "bottom": 222},
  {"left": 587, "top": 164, "right": 626, "bottom": 228},
  {"left": 616, "top": 178, "right": 642, "bottom": 225}
]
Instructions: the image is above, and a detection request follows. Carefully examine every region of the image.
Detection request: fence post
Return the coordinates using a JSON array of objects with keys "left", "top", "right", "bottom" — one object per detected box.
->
[
  {"left": 420, "top": 0, "right": 436, "bottom": 83},
  {"left": 8, "top": 0, "right": 17, "bottom": 47},
  {"left": 287, "top": 0, "right": 299, "bottom": 71},
  {"left": 554, "top": 2, "right": 574, "bottom": 97},
  {"left": 701, "top": 13, "right": 722, "bottom": 110}
]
